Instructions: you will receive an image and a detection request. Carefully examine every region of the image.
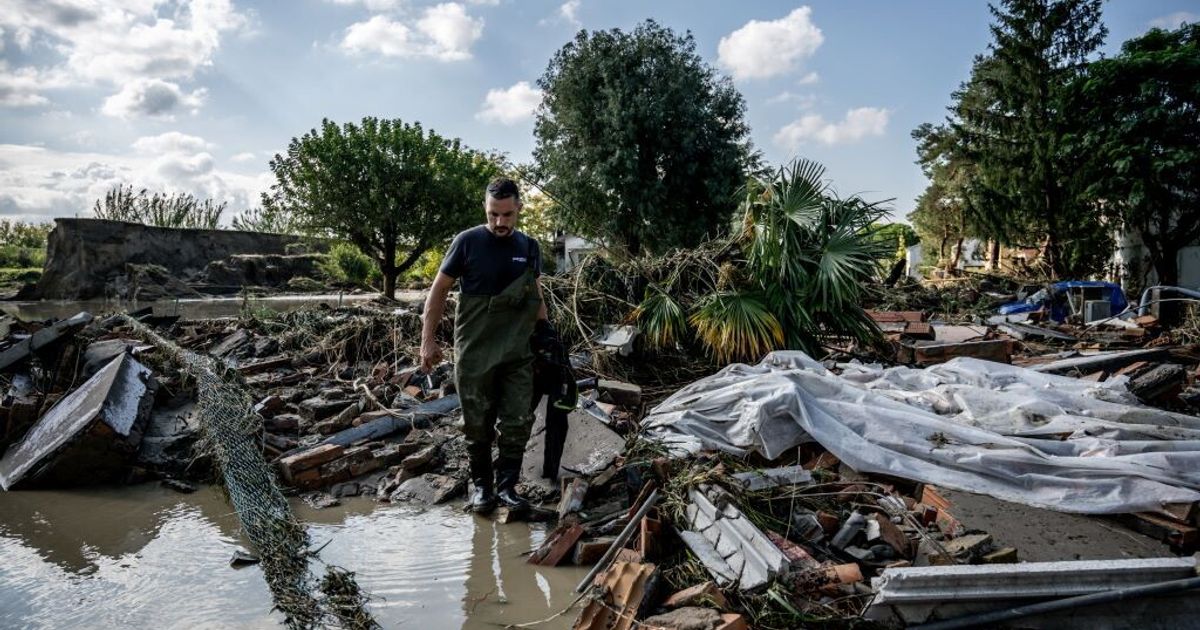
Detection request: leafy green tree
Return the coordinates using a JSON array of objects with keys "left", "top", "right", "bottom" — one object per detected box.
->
[
  {"left": 265, "top": 117, "right": 500, "bottom": 298},
  {"left": 873, "top": 222, "right": 919, "bottom": 251},
  {"left": 93, "top": 184, "right": 225, "bottom": 229},
  {"left": 1067, "top": 22, "right": 1200, "bottom": 286},
  {"left": 0, "top": 220, "right": 51, "bottom": 249},
  {"left": 533, "top": 20, "right": 755, "bottom": 255},
  {"left": 0, "top": 220, "right": 50, "bottom": 270},
  {"left": 956, "top": 0, "right": 1108, "bottom": 277}
]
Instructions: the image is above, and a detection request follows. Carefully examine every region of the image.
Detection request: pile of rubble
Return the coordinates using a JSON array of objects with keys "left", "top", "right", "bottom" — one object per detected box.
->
[{"left": 3, "top": 286, "right": 1200, "bottom": 629}]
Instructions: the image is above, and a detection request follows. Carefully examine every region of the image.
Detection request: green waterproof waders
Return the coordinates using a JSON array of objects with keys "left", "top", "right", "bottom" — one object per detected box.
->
[{"left": 454, "top": 266, "right": 542, "bottom": 487}]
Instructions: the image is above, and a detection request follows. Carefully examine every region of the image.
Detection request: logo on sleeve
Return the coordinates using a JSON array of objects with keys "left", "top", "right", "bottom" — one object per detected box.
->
[{"left": 512, "top": 257, "right": 527, "bottom": 263}]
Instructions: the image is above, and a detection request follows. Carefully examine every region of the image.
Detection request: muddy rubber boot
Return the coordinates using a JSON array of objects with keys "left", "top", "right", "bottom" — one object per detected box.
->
[
  {"left": 494, "top": 459, "right": 529, "bottom": 511},
  {"left": 469, "top": 479, "right": 496, "bottom": 514},
  {"left": 468, "top": 454, "right": 496, "bottom": 514}
]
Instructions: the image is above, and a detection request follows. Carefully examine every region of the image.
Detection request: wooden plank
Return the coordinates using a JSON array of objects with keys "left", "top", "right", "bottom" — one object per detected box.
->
[{"left": 912, "top": 339, "right": 1012, "bottom": 365}]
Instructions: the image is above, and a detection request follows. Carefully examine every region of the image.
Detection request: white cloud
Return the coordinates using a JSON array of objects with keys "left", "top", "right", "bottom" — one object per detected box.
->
[
  {"left": 0, "top": 141, "right": 270, "bottom": 222},
  {"left": 418, "top": 3, "right": 483, "bottom": 60},
  {"left": 328, "top": 0, "right": 408, "bottom": 10},
  {"left": 797, "top": 71, "right": 819, "bottom": 85},
  {"left": 132, "top": 131, "right": 214, "bottom": 155},
  {"left": 559, "top": 0, "right": 581, "bottom": 27},
  {"left": 65, "top": 129, "right": 95, "bottom": 147},
  {"left": 774, "top": 107, "right": 890, "bottom": 148},
  {"left": 1149, "top": 11, "right": 1198, "bottom": 29},
  {"left": 766, "top": 91, "right": 817, "bottom": 108},
  {"left": 340, "top": 3, "right": 483, "bottom": 61},
  {"left": 476, "top": 81, "right": 542, "bottom": 125},
  {"left": 0, "top": 0, "right": 248, "bottom": 109},
  {"left": 230, "top": 151, "right": 258, "bottom": 163},
  {"left": 718, "top": 7, "right": 823, "bottom": 81},
  {"left": 468, "top": 0, "right": 500, "bottom": 5},
  {"left": 101, "top": 78, "right": 207, "bottom": 119},
  {"left": 341, "top": 15, "right": 414, "bottom": 57},
  {"left": 0, "top": 61, "right": 71, "bottom": 107}
]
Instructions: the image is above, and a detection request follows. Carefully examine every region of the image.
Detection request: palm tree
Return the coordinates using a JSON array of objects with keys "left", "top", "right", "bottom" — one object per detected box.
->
[{"left": 633, "top": 158, "right": 891, "bottom": 362}]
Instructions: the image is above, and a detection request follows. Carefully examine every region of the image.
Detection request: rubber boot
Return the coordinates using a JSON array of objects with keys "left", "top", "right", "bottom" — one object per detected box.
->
[
  {"left": 495, "top": 458, "right": 529, "bottom": 511},
  {"left": 468, "top": 454, "right": 496, "bottom": 514}
]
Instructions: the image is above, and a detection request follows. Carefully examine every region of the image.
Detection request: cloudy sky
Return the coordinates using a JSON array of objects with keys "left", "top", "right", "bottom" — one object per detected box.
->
[{"left": 0, "top": 0, "right": 1195, "bottom": 225}]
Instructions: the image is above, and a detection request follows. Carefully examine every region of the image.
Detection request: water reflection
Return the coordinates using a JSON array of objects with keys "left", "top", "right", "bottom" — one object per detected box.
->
[{"left": 0, "top": 484, "right": 586, "bottom": 629}]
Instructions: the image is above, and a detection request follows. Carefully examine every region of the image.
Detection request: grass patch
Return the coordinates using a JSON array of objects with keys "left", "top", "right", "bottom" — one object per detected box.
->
[{"left": 0, "top": 267, "right": 41, "bottom": 284}]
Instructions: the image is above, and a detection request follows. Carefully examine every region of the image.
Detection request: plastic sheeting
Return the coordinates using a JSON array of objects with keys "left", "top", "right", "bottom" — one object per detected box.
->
[{"left": 641, "top": 351, "right": 1200, "bottom": 514}]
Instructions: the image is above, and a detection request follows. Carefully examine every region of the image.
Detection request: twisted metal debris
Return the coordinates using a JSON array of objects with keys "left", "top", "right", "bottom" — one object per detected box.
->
[{"left": 119, "top": 315, "right": 379, "bottom": 629}]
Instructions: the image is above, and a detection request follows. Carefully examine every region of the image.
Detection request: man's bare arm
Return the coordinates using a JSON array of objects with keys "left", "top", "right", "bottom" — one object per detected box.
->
[{"left": 420, "top": 271, "right": 455, "bottom": 372}]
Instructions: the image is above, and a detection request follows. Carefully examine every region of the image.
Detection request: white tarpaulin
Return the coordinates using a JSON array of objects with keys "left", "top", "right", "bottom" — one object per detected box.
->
[{"left": 641, "top": 351, "right": 1200, "bottom": 514}]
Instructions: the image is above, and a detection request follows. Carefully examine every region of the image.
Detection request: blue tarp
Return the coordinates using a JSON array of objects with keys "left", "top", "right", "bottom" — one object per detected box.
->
[{"left": 997, "top": 281, "right": 1127, "bottom": 322}]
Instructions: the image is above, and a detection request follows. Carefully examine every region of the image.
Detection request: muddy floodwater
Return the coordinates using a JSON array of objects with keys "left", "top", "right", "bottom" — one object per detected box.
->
[
  {"left": 0, "top": 292, "right": 428, "bottom": 322},
  {"left": 0, "top": 483, "right": 587, "bottom": 629}
]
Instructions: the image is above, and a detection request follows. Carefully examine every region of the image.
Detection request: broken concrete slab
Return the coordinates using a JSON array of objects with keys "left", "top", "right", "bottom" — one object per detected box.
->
[
  {"left": 663, "top": 581, "right": 728, "bottom": 610},
  {"left": 729, "top": 465, "right": 813, "bottom": 491},
  {"left": 865, "top": 556, "right": 1200, "bottom": 627},
  {"left": 0, "top": 352, "right": 156, "bottom": 489},
  {"left": 1032, "top": 348, "right": 1169, "bottom": 375},
  {"left": 640, "top": 607, "right": 722, "bottom": 630},
  {"left": 597, "top": 380, "right": 642, "bottom": 407},
  {"left": 594, "top": 325, "right": 639, "bottom": 357},
  {"left": 388, "top": 473, "right": 462, "bottom": 505},
  {"left": 683, "top": 484, "right": 790, "bottom": 591},
  {"left": 136, "top": 400, "right": 200, "bottom": 476},
  {"left": 0, "top": 312, "right": 93, "bottom": 373},
  {"left": 998, "top": 321, "right": 1077, "bottom": 342},
  {"left": 82, "top": 338, "right": 154, "bottom": 377},
  {"left": 931, "top": 324, "right": 990, "bottom": 344},
  {"left": 521, "top": 406, "right": 625, "bottom": 488}
]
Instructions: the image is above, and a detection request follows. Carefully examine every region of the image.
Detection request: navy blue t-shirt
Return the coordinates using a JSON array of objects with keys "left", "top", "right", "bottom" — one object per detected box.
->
[{"left": 439, "top": 225, "right": 541, "bottom": 296}]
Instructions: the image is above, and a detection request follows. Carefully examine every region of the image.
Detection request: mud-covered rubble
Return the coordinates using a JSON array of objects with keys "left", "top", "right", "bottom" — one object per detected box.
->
[{"left": 2, "top": 289, "right": 1199, "bottom": 630}]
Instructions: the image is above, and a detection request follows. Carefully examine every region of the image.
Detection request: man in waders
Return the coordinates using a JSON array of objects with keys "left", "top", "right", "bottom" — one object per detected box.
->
[{"left": 419, "top": 177, "right": 548, "bottom": 513}]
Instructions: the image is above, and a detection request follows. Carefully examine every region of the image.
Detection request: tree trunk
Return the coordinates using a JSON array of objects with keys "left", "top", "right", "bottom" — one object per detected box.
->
[
  {"left": 1148, "top": 240, "right": 1180, "bottom": 288},
  {"left": 949, "top": 236, "right": 965, "bottom": 273},
  {"left": 383, "top": 268, "right": 397, "bottom": 300},
  {"left": 380, "top": 226, "right": 398, "bottom": 299},
  {"left": 988, "top": 240, "right": 1000, "bottom": 271}
]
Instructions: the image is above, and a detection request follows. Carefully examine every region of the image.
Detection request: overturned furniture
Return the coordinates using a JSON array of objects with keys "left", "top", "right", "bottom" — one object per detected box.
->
[{"left": 0, "top": 352, "right": 156, "bottom": 489}]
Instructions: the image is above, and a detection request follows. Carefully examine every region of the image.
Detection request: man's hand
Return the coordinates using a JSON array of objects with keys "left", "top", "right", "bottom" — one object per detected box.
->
[
  {"left": 419, "top": 271, "right": 455, "bottom": 373},
  {"left": 420, "top": 338, "right": 443, "bottom": 373}
]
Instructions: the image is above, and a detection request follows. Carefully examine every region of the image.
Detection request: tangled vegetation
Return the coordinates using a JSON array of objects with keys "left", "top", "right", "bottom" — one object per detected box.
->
[{"left": 613, "top": 158, "right": 892, "bottom": 365}]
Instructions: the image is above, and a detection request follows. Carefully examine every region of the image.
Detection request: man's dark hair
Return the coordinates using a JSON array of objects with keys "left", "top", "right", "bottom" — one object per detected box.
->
[{"left": 486, "top": 177, "right": 521, "bottom": 203}]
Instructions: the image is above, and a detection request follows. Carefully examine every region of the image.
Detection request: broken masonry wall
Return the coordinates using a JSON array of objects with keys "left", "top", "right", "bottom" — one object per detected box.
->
[
  {"left": 33, "top": 219, "right": 322, "bottom": 300},
  {"left": 0, "top": 353, "right": 157, "bottom": 489}
]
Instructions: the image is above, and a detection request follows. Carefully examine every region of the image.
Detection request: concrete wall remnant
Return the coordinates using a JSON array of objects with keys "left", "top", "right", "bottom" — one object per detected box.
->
[{"left": 33, "top": 219, "right": 320, "bottom": 300}]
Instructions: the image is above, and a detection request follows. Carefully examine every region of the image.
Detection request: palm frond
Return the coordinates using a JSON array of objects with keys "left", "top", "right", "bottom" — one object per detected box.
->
[
  {"left": 632, "top": 286, "right": 688, "bottom": 350},
  {"left": 690, "top": 292, "right": 784, "bottom": 364}
]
